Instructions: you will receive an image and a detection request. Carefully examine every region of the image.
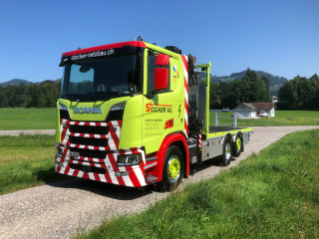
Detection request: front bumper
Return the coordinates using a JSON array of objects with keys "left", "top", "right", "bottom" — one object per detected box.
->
[{"left": 55, "top": 145, "right": 158, "bottom": 187}]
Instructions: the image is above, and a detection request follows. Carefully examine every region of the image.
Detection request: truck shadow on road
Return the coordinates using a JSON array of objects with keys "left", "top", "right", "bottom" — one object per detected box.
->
[{"left": 34, "top": 157, "right": 236, "bottom": 201}]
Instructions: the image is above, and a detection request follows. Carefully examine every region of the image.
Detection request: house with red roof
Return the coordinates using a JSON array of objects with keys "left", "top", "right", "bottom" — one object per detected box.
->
[{"left": 234, "top": 102, "right": 275, "bottom": 118}]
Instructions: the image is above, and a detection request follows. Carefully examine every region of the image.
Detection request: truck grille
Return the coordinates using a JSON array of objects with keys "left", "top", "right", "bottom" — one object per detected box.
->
[
  {"left": 69, "top": 125, "right": 109, "bottom": 134},
  {"left": 69, "top": 136, "right": 108, "bottom": 147},
  {"left": 60, "top": 119, "right": 122, "bottom": 161}
]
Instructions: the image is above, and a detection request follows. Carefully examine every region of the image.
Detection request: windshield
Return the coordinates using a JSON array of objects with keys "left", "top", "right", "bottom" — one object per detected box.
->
[{"left": 61, "top": 52, "right": 143, "bottom": 100}]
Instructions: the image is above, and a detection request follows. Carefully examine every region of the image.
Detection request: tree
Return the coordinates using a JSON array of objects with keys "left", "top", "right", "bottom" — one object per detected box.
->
[{"left": 0, "top": 86, "right": 9, "bottom": 107}]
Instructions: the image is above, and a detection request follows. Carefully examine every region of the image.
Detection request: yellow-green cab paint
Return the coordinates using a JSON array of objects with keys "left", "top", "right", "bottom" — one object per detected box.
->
[
  {"left": 56, "top": 45, "right": 187, "bottom": 153},
  {"left": 55, "top": 100, "right": 61, "bottom": 143},
  {"left": 59, "top": 97, "right": 130, "bottom": 122},
  {"left": 141, "top": 46, "right": 185, "bottom": 154}
]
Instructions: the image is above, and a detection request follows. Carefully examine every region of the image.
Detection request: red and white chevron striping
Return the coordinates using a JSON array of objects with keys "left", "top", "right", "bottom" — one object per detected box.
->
[
  {"left": 57, "top": 119, "right": 149, "bottom": 187},
  {"left": 181, "top": 55, "right": 189, "bottom": 138},
  {"left": 60, "top": 119, "right": 122, "bottom": 151},
  {"left": 55, "top": 147, "right": 147, "bottom": 187}
]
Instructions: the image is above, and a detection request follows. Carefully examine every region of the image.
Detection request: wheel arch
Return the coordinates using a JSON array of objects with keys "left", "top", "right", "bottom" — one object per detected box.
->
[{"left": 155, "top": 133, "right": 190, "bottom": 182}]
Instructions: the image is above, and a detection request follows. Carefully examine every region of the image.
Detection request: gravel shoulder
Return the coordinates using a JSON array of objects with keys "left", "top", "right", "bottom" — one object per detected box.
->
[
  {"left": 0, "top": 126, "right": 318, "bottom": 238},
  {"left": 0, "top": 130, "right": 55, "bottom": 136}
]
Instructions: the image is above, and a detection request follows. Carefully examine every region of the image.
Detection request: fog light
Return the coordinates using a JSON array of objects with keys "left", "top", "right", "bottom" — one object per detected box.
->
[{"left": 115, "top": 171, "right": 130, "bottom": 177}]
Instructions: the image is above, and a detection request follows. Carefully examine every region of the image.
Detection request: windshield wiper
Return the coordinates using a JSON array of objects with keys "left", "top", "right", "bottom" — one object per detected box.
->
[
  {"left": 87, "top": 91, "right": 122, "bottom": 95},
  {"left": 62, "top": 93, "right": 86, "bottom": 96}
]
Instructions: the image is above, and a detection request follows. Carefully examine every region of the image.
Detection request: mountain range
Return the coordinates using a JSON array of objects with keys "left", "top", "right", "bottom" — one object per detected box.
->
[
  {"left": 0, "top": 79, "right": 41, "bottom": 87},
  {"left": 199, "top": 69, "right": 288, "bottom": 96},
  {"left": 1, "top": 69, "right": 288, "bottom": 95},
  {"left": 206, "top": 70, "right": 288, "bottom": 87}
]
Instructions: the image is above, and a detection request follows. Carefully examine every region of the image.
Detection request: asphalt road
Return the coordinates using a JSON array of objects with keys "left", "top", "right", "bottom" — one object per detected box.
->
[{"left": 0, "top": 126, "right": 318, "bottom": 238}]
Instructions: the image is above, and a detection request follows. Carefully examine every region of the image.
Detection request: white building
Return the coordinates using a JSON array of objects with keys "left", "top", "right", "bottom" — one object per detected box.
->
[{"left": 234, "top": 102, "right": 275, "bottom": 118}]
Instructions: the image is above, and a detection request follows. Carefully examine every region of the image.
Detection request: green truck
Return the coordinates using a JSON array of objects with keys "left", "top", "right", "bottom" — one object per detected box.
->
[{"left": 55, "top": 38, "right": 252, "bottom": 191}]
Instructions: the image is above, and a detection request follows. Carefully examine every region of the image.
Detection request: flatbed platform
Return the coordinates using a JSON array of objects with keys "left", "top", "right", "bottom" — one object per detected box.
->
[{"left": 209, "top": 126, "right": 243, "bottom": 133}]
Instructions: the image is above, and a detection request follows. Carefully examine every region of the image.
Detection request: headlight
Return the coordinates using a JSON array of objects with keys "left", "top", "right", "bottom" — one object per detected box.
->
[
  {"left": 110, "top": 102, "right": 126, "bottom": 111},
  {"left": 59, "top": 104, "right": 68, "bottom": 111},
  {"left": 117, "top": 154, "right": 142, "bottom": 166}
]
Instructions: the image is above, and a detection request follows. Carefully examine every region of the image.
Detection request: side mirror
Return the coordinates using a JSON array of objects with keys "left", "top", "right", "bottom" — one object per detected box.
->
[
  {"left": 155, "top": 68, "right": 168, "bottom": 91},
  {"left": 154, "top": 54, "right": 169, "bottom": 91}
]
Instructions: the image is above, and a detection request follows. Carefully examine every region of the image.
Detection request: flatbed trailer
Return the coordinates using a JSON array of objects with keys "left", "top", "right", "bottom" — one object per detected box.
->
[{"left": 54, "top": 38, "right": 253, "bottom": 191}]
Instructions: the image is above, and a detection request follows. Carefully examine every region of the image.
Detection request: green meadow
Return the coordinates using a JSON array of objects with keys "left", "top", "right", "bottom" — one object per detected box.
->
[
  {"left": 0, "top": 108, "right": 56, "bottom": 130},
  {"left": 0, "top": 108, "right": 318, "bottom": 130},
  {"left": 0, "top": 135, "right": 69, "bottom": 195},
  {"left": 74, "top": 129, "right": 319, "bottom": 238}
]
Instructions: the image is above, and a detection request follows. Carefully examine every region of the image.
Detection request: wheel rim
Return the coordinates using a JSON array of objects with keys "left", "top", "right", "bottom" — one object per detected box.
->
[
  {"left": 236, "top": 138, "right": 241, "bottom": 153},
  {"left": 225, "top": 143, "right": 231, "bottom": 160},
  {"left": 167, "top": 155, "right": 181, "bottom": 183}
]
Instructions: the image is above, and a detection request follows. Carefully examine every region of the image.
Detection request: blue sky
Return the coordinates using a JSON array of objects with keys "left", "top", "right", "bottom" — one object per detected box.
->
[{"left": 0, "top": 0, "right": 318, "bottom": 83}]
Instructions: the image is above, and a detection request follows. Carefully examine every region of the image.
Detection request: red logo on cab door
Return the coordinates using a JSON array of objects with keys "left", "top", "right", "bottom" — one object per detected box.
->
[{"left": 145, "top": 102, "right": 173, "bottom": 113}]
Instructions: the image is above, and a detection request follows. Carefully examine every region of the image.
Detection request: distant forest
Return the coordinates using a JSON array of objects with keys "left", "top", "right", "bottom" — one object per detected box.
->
[
  {"left": 277, "top": 74, "right": 319, "bottom": 110},
  {"left": 204, "top": 70, "right": 319, "bottom": 110},
  {"left": 204, "top": 69, "right": 288, "bottom": 97},
  {"left": 0, "top": 79, "right": 61, "bottom": 107},
  {"left": 0, "top": 70, "right": 318, "bottom": 110}
]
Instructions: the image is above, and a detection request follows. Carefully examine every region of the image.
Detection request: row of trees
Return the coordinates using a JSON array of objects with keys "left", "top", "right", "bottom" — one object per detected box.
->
[
  {"left": 204, "top": 69, "right": 319, "bottom": 110},
  {"left": 0, "top": 71, "right": 318, "bottom": 110},
  {"left": 0, "top": 79, "right": 61, "bottom": 108},
  {"left": 278, "top": 74, "right": 319, "bottom": 110},
  {"left": 206, "top": 69, "right": 269, "bottom": 109}
]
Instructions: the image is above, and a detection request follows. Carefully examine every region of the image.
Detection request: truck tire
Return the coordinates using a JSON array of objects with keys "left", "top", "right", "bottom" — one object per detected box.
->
[
  {"left": 220, "top": 135, "right": 232, "bottom": 166},
  {"left": 232, "top": 134, "right": 242, "bottom": 157},
  {"left": 159, "top": 145, "right": 184, "bottom": 192}
]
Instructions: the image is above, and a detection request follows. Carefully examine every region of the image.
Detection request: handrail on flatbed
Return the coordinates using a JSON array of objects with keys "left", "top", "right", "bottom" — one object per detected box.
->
[{"left": 210, "top": 109, "right": 239, "bottom": 127}]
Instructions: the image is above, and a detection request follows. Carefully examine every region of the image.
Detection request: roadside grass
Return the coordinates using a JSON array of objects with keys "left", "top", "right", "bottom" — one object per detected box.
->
[
  {"left": 74, "top": 129, "right": 319, "bottom": 238},
  {"left": 0, "top": 108, "right": 56, "bottom": 130},
  {"left": 210, "top": 110, "right": 319, "bottom": 127},
  {"left": 0, "top": 135, "right": 69, "bottom": 195}
]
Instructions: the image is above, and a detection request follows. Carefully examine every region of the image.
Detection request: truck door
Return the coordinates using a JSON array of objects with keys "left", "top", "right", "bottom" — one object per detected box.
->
[{"left": 142, "top": 53, "right": 182, "bottom": 154}]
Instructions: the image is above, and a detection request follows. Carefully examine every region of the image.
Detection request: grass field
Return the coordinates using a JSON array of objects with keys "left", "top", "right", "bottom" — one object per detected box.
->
[
  {"left": 0, "top": 108, "right": 318, "bottom": 130},
  {"left": 0, "top": 108, "right": 56, "bottom": 130},
  {"left": 74, "top": 129, "right": 319, "bottom": 238},
  {"left": 210, "top": 110, "right": 319, "bottom": 127},
  {"left": 0, "top": 135, "right": 69, "bottom": 195}
]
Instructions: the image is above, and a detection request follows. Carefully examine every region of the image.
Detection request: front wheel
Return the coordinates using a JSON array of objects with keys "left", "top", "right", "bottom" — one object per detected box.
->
[{"left": 159, "top": 146, "right": 184, "bottom": 192}]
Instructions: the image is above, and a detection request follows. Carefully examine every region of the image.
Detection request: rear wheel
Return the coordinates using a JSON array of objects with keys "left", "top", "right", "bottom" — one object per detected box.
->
[
  {"left": 159, "top": 146, "right": 184, "bottom": 191},
  {"left": 220, "top": 135, "right": 232, "bottom": 166},
  {"left": 232, "top": 134, "right": 242, "bottom": 157}
]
